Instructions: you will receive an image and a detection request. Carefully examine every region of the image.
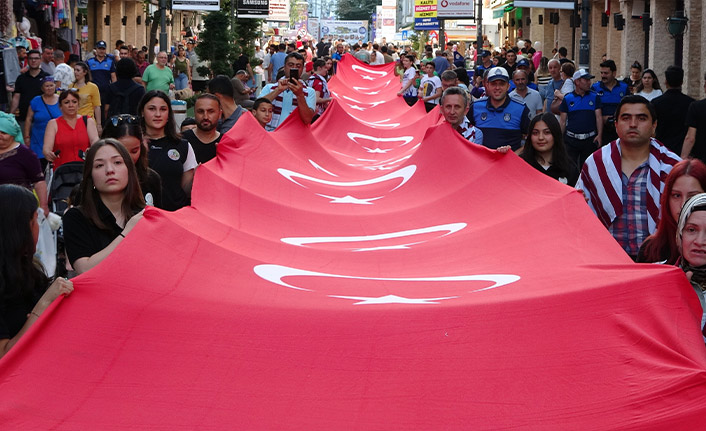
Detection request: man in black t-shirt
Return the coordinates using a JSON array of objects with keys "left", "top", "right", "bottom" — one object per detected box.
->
[
  {"left": 9, "top": 49, "right": 48, "bottom": 129},
  {"left": 681, "top": 72, "right": 706, "bottom": 161},
  {"left": 182, "top": 94, "right": 222, "bottom": 164}
]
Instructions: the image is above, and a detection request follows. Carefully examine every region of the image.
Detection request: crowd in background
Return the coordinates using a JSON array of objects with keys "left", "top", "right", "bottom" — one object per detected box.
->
[{"left": 2, "top": 33, "right": 706, "bottom": 357}]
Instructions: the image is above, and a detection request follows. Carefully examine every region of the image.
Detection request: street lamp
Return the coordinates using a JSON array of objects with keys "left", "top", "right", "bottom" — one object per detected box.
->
[{"left": 666, "top": 12, "right": 688, "bottom": 37}]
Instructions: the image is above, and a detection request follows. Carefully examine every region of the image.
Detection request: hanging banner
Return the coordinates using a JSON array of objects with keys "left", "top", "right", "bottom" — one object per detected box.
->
[
  {"left": 320, "top": 20, "right": 369, "bottom": 44},
  {"left": 172, "top": 0, "right": 220, "bottom": 11},
  {"left": 415, "top": 0, "right": 440, "bottom": 30},
  {"left": 237, "top": 0, "right": 269, "bottom": 18},
  {"left": 267, "top": 0, "right": 290, "bottom": 22},
  {"left": 309, "top": 18, "right": 320, "bottom": 40},
  {"left": 436, "top": 0, "right": 475, "bottom": 19}
]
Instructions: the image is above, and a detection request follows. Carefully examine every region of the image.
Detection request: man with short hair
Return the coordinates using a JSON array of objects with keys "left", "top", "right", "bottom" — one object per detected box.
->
[
  {"left": 440, "top": 86, "right": 483, "bottom": 146},
  {"left": 592, "top": 59, "right": 628, "bottom": 145},
  {"left": 682, "top": 72, "right": 706, "bottom": 162},
  {"left": 208, "top": 75, "right": 244, "bottom": 134},
  {"left": 105, "top": 58, "right": 146, "bottom": 118},
  {"left": 353, "top": 44, "right": 370, "bottom": 64},
  {"left": 418, "top": 62, "right": 442, "bottom": 112},
  {"left": 16, "top": 46, "right": 28, "bottom": 73},
  {"left": 268, "top": 43, "right": 287, "bottom": 83},
  {"left": 652, "top": 66, "right": 694, "bottom": 155},
  {"left": 432, "top": 50, "right": 450, "bottom": 75},
  {"left": 260, "top": 52, "right": 316, "bottom": 131},
  {"left": 559, "top": 69, "right": 603, "bottom": 169},
  {"left": 331, "top": 43, "right": 346, "bottom": 73},
  {"left": 40, "top": 46, "right": 55, "bottom": 75},
  {"left": 185, "top": 39, "right": 195, "bottom": 59},
  {"left": 316, "top": 38, "right": 326, "bottom": 57},
  {"left": 381, "top": 46, "right": 394, "bottom": 64},
  {"left": 468, "top": 67, "right": 530, "bottom": 151},
  {"left": 440, "top": 69, "right": 459, "bottom": 92},
  {"left": 87, "top": 40, "right": 117, "bottom": 121},
  {"left": 576, "top": 95, "right": 680, "bottom": 260},
  {"left": 231, "top": 70, "right": 255, "bottom": 109},
  {"left": 502, "top": 49, "right": 518, "bottom": 76},
  {"left": 557, "top": 47, "right": 571, "bottom": 65},
  {"left": 182, "top": 93, "right": 222, "bottom": 164},
  {"left": 509, "top": 69, "right": 543, "bottom": 118},
  {"left": 543, "top": 59, "right": 564, "bottom": 113},
  {"left": 306, "top": 59, "right": 331, "bottom": 119},
  {"left": 142, "top": 51, "right": 175, "bottom": 93},
  {"left": 118, "top": 45, "right": 130, "bottom": 60},
  {"left": 9, "top": 49, "right": 48, "bottom": 129},
  {"left": 473, "top": 50, "right": 493, "bottom": 79},
  {"left": 52, "top": 49, "right": 74, "bottom": 90},
  {"left": 370, "top": 43, "right": 385, "bottom": 65}
]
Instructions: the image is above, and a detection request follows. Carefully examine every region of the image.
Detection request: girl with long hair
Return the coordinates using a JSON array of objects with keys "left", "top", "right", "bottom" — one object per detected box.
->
[
  {"left": 69, "top": 61, "right": 103, "bottom": 134},
  {"left": 102, "top": 114, "right": 162, "bottom": 208},
  {"left": 637, "top": 159, "right": 706, "bottom": 264},
  {"left": 0, "top": 184, "right": 73, "bottom": 358},
  {"left": 520, "top": 113, "right": 578, "bottom": 186},
  {"left": 634, "top": 69, "right": 663, "bottom": 101},
  {"left": 138, "top": 90, "right": 196, "bottom": 211},
  {"left": 62, "top": 139, "right": 145, "bottom": 274}
]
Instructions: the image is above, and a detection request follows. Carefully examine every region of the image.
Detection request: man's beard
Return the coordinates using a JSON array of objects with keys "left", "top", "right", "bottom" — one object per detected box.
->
[{"left": 198, "top": 122, "right": 217, "bottom": 132}]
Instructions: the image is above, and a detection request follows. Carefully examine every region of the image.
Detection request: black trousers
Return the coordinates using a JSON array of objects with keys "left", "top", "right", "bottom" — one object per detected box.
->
[{"left": 565, "top": 135, "right": 599, "bottom": 170}]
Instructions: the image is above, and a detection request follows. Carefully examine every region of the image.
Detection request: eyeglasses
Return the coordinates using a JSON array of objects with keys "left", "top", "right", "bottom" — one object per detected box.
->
[
  {"left": 109, "top": 114, "right": 140, "bottom": 127},
  {"left": 28, "top": 57, "right": 41, "bottom": 61}
]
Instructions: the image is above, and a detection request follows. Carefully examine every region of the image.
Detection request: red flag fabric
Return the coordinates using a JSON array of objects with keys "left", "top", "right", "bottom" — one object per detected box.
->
[{"left": 1, "top": 55, "right": 706, "bottom": 429}]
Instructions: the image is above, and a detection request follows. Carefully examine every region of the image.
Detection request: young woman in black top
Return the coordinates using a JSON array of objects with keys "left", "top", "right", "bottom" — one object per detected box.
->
[
  {"left": 0, "top": 184, "right": 73, "bottom": 358},
  {"left": 102, "top": 114, "right": 162, "bottom": 208},
  {"left": 63, "top": 139, "right": 145, "bottom": 274},
  {"left": 138, "top": 90, "right": 197, "bottom": 211},
  {"left": 520, "top": 113, "right": 579, "bottom": 186}
]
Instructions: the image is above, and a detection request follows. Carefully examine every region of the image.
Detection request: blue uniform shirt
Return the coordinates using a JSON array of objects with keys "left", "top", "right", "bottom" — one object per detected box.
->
[
  {"left": 591, "top": 81, "right": 627, "bottom": 118},
  {"left": 86, "top": 56, "right": 115, "bottom": 92},
  {"left": 469, "top": 96, "right": 530, "bottom": 150},
  {"left": 559, "top": 91, "right": 602, "bottom": 134}
]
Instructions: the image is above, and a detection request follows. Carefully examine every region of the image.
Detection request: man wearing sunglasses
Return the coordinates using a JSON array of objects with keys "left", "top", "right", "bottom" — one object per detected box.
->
[{"left": 9, "top": 49, "right": 49, "bottom": 131}]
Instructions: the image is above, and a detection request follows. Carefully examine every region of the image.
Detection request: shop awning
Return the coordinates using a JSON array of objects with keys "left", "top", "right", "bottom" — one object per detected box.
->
[{"left": 492, "top": 1, "right": 515, "bottom": 18}]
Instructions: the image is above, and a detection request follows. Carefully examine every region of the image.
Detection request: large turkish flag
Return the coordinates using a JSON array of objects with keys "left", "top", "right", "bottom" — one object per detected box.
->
[{"left": 1, "top": 55, "right": 705, "bottom": 429}]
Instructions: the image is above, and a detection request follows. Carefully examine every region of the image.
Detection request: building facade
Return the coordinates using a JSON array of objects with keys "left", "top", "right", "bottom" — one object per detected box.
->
[{"left": 491, "top": 0, "right": 705, "bottom": 99}]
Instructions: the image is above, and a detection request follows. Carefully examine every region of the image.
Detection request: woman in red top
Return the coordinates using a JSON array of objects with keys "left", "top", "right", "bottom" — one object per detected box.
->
[{"left": 42, "top": 90, "right": 99, "bottom": 170}]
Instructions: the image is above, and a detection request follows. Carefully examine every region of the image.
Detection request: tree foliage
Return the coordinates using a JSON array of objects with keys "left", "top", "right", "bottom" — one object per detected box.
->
[
  {"left": 335, "top": 0, "right": 379, "bottom": 21},
  {"left": 194, "top": 11, "right": 238, "bottom": 77}
]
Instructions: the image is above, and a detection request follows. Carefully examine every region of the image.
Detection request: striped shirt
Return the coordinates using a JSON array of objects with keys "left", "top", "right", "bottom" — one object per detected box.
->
[{"left": 576, "top": 138, "right": 680, "bottom": 255}]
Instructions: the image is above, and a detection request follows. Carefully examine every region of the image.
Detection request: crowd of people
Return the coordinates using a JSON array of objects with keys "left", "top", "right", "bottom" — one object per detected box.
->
[{"left": 2, "top": 34, "right": 706, "bottom": 357}]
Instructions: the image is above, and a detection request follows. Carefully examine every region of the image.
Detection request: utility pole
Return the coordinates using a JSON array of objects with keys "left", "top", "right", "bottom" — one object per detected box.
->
[
  {"left": 578, "top": 0, "right": 590, "bottom": 69},
  {"left": 476, "top": 0, "right": 482, "bottom": 56},
  {"left": 159, "top": 0, "right": 168, "bottom": 52},
  {"left": 439, "top": 19, "right": 445, "bottom": 48}
]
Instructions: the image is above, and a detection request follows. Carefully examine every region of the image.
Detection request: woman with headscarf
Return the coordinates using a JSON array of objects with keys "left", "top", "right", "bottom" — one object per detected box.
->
[
  {"left": 676, "top": 193, "right": 706, "bottom": 342},
  {"left": 0, "top": 112, "right": 49, "bottom": 216}
]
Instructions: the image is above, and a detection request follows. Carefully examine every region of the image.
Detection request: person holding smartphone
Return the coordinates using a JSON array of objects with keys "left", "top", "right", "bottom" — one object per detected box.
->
[{"left": 259, "top": 52, "right": 316, "bottom": 131}]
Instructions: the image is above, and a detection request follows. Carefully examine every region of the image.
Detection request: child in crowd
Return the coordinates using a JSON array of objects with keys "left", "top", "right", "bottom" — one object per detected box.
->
[{"left": 253, "top": 98, "right": 273, "bottom": 129}]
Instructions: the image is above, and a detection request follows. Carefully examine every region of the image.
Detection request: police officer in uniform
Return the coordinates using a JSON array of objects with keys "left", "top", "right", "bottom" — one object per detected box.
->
[
  {"left": 468, "top": 67, "right": 530, "bottom": 151},
  {"left": 592, "top": 60, "right": 627, "bottom": 145},
  {"left": 559, "top": 69, "right": 603, "bottom": 169}
]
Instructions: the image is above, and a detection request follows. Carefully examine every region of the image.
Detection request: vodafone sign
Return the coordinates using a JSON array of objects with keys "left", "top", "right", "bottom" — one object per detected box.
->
[{"left": 437, "top": 0, "right": 474, "bottom": 18}]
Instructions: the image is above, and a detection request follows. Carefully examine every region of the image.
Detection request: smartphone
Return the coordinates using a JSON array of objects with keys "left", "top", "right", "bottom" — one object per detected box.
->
[{"left": 289, "top": 69, "right": 299, "bottom": 83}]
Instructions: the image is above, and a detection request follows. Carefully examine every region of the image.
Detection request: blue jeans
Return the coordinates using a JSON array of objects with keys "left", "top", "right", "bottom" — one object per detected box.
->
[{"left": 175, "top": 73, "right": 189, "bottom": 90}]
